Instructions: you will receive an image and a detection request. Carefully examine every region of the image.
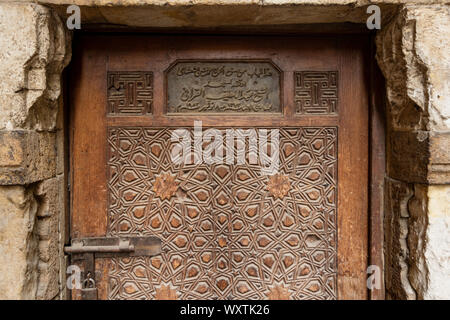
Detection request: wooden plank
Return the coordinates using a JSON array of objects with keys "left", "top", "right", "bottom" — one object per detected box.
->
[
  {"left": 70, "top": 36, "right": 108, "bottom": 238},
  {"left": 337, "top": 36, "right": 369, "bottom": 300},
  {"left": 369, "top": 36, "right": 386, "bottom": 300}
]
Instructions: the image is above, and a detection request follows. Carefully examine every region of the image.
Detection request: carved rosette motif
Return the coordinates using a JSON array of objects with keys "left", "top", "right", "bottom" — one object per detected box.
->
[
  {"left": 266, "top": 283, "right": 292, "bottom": 300},
  {"left": 107, "top": 127, "right": 337, "bottom": 300},
  {"left": 266, "top": 174, "right": 291, "bottom": 199},
  {"left": 154, "top": 284, "right": 178, "bottom": 300},
  {"left": 294, "top": 71, "right": 338, "bottom": 114},
  {"left": 152, "top": 173, "right": 179, "bottom": 200}
]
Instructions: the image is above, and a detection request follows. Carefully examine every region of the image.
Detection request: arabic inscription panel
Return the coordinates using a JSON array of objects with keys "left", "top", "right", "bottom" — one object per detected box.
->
[{"left": 166, "top": 61, "right": 281, "bottom": 114}]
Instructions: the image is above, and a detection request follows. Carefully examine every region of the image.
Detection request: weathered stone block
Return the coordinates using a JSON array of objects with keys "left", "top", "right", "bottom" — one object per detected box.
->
[
  {"left": 407, "top": 184, "right": 429, "bottom": 299},
  {"left": 388, "top": 130, "right": 450, "bottom": 184},
  {"left": 429, "top": 131, "right": 450, "bottom": 184},
  {"left": 35, "top": 176, "right": 59, "bottom": 218},
  {"left": 36, "top": 214, "right": 58, "bottom": 240},
  {"left": 36, "top": 260, "right": 59, "bottom": 300},
  {"left": 0, "top": 185, "right": 39, "bottom": 299},
  {"left": 425, "top": 185, "right": 450, "bottom": 299},
  {"left": 35, "top": 176, "right": 64, "bottom": 299},
  {"left": 377, "top": 5, "right": 450, "bottom": 132},
  {"left": 388, "top": 130, "right": 429, "bottom": 183},
  {"left": 384, "top": 178, "right": 416, "bottom": 300},
  {"left": 0, "top": 130, "right": 56, "bottom": 185},
  {"left": 0, "top": 131, "right": 24, "bottom": 166},
  {"left": 0, "top": 2, "right": 71, "bottom": 131},
  {"left": 385, "top": 181, "right": 450, "bottom": 300}
]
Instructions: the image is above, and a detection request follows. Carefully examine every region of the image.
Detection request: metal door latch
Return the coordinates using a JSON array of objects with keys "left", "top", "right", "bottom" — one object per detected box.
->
[
  {"left": 64, "top": 236, "right": 162, "bottom": 300},
  {"left": 65, "top": 238, "right": 136, "bottom": 254}
]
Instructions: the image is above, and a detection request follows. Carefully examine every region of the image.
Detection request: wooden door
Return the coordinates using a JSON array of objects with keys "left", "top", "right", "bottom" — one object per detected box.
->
[{"left": 69, "top": 34, "right": 369, "bottom": 300}]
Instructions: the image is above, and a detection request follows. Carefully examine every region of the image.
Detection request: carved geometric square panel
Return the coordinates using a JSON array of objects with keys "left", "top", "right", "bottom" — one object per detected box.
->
[
  {"left": 107, "top": 71, "right": 153, "bottom": 115},
  {"left": 294, "top": 72, "right": 338, "bottom": 114},
  {"left": 107, "top": 127, "right": 337, "bottom": 300}
]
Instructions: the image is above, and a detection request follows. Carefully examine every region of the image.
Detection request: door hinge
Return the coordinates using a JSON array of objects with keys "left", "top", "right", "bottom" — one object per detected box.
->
[{"left": 65, "top": 236, "right": 162, "bottom": 300}]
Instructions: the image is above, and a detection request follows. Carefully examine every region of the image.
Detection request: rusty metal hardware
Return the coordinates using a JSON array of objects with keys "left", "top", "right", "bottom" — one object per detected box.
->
[
  {"left": 65, "top": 236, "right": 161, "bottom": 257},
  {"left": 81, "top": 275, "right": 98, "bottom": 300},
  {"left": 65, "top": 238, "right": 135, "bottom": 254},
  {"left": 65, "top": 236, "right": 161, "bottom": 300}
]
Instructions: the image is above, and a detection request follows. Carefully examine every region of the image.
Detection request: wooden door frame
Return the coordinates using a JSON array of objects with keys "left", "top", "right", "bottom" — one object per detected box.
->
[
  {"left": 65, "top": 30, "right": 386, "bottom": 300},
  {"left": 368, "top": 34, "right": 386, "bottom": 300}
]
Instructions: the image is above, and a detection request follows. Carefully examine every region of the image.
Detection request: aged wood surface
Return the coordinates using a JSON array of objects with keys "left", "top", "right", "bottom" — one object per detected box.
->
[
  {"left": 70, "top": 40, "right": 108, "bottom": 238},
  {"left": 336, "top": 37, "right": 369, "bottom": 300},
  {"left": 369, "top": 40, "right": 386, "bottom": 300},
  {"left": 70, "top": 34, "right": 371, "bottom": 300}
]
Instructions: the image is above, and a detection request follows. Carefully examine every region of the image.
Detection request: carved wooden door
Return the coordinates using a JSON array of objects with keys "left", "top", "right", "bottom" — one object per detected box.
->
[{"left": 70, "top": 35, "right": 369, "bottom": 300}]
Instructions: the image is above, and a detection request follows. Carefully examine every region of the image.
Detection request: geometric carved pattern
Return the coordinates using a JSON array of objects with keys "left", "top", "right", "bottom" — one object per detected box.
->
[
  {"left": 107, "top": 127, "right": 337, "bottom": 300},
  {"left": 107, "top": 72, "right": 153, "bottom": 115},
  {"left": 294, "top": 72, "right": 338, "bottom": 114}
]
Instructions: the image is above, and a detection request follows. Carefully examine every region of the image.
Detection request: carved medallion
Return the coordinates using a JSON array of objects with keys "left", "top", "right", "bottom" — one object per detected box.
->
[
  {"left": 166, "top": 61, "right": 281, "bottom": 113},
  {"left": 152, "top": 173, "right": 178, "bottom": 200},
  {"left": 266, "top": 174, "right": 291, "bottom": 199},
  {"left": 266, "top": 284, "right": 291, "bottom": 300},
  {"left": 154, "top": 284, "right": 178, "bottom": 300}
]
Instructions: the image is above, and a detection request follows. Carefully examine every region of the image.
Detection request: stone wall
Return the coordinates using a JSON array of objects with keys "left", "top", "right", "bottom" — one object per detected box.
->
[
  {"left": 0, "top": 3, "right": 70, "bottom": 299},
  {"left": 0, "top": 0, "right": 448, "bottom": 299},
  {"left": 376, "top": 5, "right": 450, "bottom": 299}
]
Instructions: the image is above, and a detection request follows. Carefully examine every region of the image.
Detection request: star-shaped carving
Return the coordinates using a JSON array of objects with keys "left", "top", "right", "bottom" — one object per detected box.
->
[
  {"left": 266, "top": 174, "right": 291, "bottom": 199},
  {"left": 266, "top": 284, "right": 291, "bottom": 300},
  {"left": 154, "top": 284, "right": 178, "bottom": 300},
  {"left": 152, "top": 173, "right": 178, "bottom": 200}
]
